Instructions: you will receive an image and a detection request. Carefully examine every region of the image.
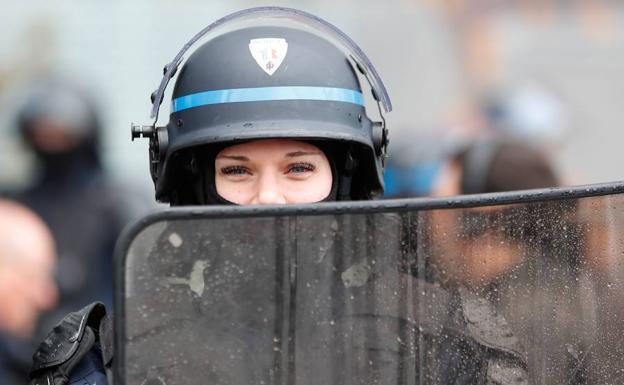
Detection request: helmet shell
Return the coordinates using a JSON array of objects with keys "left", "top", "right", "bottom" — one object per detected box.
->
[{"left": 155, "top": 26, "right": 384, "bottom": 202}]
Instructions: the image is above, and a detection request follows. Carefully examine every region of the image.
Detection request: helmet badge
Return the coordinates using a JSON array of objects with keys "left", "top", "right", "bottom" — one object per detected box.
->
[{"left": 249, "top": 38, "right": 288, "bottom": 76}]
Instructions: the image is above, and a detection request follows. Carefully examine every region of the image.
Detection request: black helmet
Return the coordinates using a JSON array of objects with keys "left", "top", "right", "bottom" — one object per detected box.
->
[
  {"left": 18, "top": 77, "right": 102, "bottom": 170},
  {"left": 132, "top": 7, "right": 391, "bottom": 205}
]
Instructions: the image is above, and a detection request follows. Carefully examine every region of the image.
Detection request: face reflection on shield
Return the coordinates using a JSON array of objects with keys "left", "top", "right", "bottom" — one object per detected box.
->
[{"left": 214, "top": 139, "right": 333, "bottom": 205}]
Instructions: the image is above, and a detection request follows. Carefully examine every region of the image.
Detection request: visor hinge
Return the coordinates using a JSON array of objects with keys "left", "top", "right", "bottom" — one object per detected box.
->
[
  {"left": 372, "top": 121, "right": 389, "bottom": 159},
  {"left": 131, "top": 123, "right": 169, "bottom": 181},
  {"left": 131, "top": 123, "right": 155, "bottom": 141}
]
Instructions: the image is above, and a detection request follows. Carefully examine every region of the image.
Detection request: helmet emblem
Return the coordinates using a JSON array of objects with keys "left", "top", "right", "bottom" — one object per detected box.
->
[{"left": 249, "top": 38, "right": 288, "bottom": 76}]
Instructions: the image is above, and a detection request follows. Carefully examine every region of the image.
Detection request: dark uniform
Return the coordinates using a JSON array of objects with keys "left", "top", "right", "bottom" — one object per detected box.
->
[{"left": 0, "top": 332, "right": 32, "bottom": 385}]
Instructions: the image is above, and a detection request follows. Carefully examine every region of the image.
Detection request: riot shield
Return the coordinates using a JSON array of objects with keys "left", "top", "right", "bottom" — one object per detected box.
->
[{"left": 115, "top": 182, "right": 624, "bottom": 385}]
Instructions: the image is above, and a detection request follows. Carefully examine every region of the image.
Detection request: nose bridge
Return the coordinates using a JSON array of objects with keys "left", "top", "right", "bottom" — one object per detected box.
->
[{"left": 255, "top": 169, "right": 286, "bottom": 205}]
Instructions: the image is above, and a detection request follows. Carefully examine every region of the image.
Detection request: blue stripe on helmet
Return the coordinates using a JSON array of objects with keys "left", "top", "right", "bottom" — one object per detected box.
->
[{"left": 171, "top": 86, "right": 364, "bottom": 113}]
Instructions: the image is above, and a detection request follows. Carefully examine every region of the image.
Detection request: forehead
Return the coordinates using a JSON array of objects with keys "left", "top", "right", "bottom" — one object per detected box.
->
[
  {"left": 217, "top": 139, "right": 322, "bottom": 157},
  {"left": 0, "top": 211, "right": 55, "bottom": 267}
]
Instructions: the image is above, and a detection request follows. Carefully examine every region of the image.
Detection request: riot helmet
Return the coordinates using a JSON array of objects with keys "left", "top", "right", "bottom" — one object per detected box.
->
[
  {"left": 18, "top": 78, "right": 103, "bottom": 175},
  {"left": 132, "top": 7, "right": 391, "bottom": 205}
]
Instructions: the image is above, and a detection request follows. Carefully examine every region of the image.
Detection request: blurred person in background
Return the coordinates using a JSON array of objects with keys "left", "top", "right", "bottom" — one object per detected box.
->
[
  {"left": 382, "top": 131, "right": 461, "bottom": 198},
  {"left": 0, "top": 198, "right": 58, "bottom": 385},
  {"left": 429, "top": 139, "right": 562, "bottom": 288},
  {"left": 384, "top": 83, "right": 569, "bottom": 199},
  {"left": 574, "top": 195, "right": 624, "bottom": 383},
  {"left": 13, "top": 77, "right": 143, "bottom": 334},
  {"left": 482, "top": 84, "right": 568, "bottom": 151},
  {"left": 429, "top": 139, "right": 592, "bottom": 384}
]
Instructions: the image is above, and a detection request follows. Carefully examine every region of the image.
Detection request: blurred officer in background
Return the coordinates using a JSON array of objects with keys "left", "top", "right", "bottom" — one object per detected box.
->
[
  {"left": 384, "top": 83, "right": 568, "bottom": 199},
  {"left": 431, "top": 139, "right": 561, "bottom": 284},
  {"left": 15, "top": 77, "right": 143, "bottom": 332},
  {"left": 0, "top": 198, "right": 58, "bottom": 385},
  {"left": 430, "top": 140, "right": 591, "bottom": 384}
]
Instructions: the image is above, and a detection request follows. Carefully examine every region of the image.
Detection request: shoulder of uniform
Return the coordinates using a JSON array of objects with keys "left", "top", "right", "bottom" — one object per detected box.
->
[
  {"left": 457, "top": 287, "right": 525, "bottom": 359},
  {"left": 31, "top": 302, "right": 107, "bottom": 372},
  {"left": 456, "top": 288, "right": 530, "bottom": 384},
  {"left": 67, "top": 344, "right": 109, "bottom": 385}
]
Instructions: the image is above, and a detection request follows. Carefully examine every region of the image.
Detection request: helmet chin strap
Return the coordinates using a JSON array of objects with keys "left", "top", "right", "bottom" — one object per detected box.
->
[{"left": 337, "top": 148, "right": 357, "bottom": 201}]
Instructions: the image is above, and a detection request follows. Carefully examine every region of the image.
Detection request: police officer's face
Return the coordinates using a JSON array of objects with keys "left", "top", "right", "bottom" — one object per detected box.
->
[{"left": 215, "top": 139, "right": 333, "bottom": 205}]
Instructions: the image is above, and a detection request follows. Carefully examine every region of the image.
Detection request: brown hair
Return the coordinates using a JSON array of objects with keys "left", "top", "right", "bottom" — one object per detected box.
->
[{"left": 460, "top": 140, "right": 559, "bottom": 194}]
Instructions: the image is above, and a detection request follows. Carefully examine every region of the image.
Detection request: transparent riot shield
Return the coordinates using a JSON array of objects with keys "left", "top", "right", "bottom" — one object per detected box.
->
[{"left": 115, "top": 182, "right": 624, "bottom": 385}]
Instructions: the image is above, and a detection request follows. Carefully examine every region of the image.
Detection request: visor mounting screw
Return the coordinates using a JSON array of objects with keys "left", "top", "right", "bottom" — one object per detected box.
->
[
  {"left": 358, "top": 114, "right": 362, "bottom": 123},
  {"left": 150, "top": 88, "right": 165, "bottom": 106},
  {"left": 163, "top": 63, "right": 178, "bottom": 77},
  {"left": 176, "top": 119, "right": 183, "bottom": 128},
  {"left": 355, "top": 61, "right": 366, "bottom": 75},
  {"left": 371, "top": 88, "right": 380, "bottom": 102}
]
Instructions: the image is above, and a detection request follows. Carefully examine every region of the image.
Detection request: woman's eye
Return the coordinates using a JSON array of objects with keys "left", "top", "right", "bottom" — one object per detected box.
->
[
  {"left": 221, "top": 166, "right": 250, "bottom": 176},
  {"left": 287, "top": 162, "right": 316, "bottom": 174}
]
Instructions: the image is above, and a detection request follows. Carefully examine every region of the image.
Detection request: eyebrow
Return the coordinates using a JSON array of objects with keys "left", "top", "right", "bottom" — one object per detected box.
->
[
  {"left": 285, "top": 151, "right": 322, "bottom": 158},
  {"left": 216, "top": 155, "right": 249, "bottom": 161}
]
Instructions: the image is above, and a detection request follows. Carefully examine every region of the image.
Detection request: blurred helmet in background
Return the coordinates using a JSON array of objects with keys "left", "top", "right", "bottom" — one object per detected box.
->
[
  {"left": 17, "top": 77, "right": 102, "bottom": 173},
  {"left": 484, "top": 83, "right": 569, "bottom": 145}
]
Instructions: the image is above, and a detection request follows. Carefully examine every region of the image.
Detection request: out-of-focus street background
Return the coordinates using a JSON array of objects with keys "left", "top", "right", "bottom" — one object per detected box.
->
[
  {"left": 0, "top": 0, "right": 624, "bottom": 195},
  {"left": 1, "top": 1, "right": 624, "bottom": 193},
  {"left": 2, "top": 1, "right": 624, "bottom": 383}
]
